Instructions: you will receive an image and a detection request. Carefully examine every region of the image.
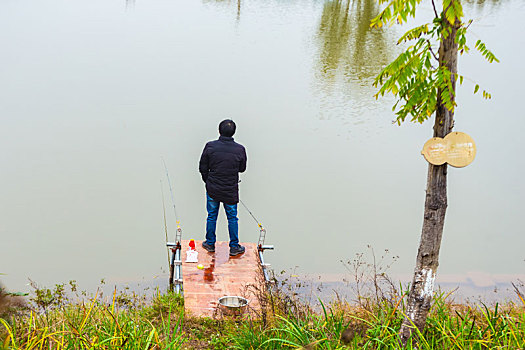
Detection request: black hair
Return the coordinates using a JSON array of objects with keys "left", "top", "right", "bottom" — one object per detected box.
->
[{"left": 219, "top": 119, "right": 236, "bottom": 137}]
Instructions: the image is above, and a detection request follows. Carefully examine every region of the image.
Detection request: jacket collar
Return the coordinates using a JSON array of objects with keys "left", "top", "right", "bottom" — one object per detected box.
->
[{"left": 219, "top": 136, "right": 234, "bottom": 142}]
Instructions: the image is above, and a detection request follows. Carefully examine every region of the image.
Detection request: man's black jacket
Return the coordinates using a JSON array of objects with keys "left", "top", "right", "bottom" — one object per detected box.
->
[{"left": 199, "top": 136, "right": 247, "bottom": 204}]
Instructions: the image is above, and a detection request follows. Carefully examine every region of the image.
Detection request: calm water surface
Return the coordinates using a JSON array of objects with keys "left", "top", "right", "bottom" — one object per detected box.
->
[{"left": 1, "top": 0, "right": 524, "bottom": 292}]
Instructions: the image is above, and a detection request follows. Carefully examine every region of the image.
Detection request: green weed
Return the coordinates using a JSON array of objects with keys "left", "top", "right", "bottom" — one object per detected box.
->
[{"left": 1, "top": 277, "right": 524, "bottom": 349}]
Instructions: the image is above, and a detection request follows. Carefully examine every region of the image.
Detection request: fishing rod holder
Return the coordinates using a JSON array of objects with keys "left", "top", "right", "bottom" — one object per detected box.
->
[
  {"left": 162, "top": 162, "right": 184, "bottom": 294},
  {"left": 257, "top": 227, "right": 267, "bottom": 247},
  {"left": 168, "top": 242, "right": 183, "bottom": 295}
]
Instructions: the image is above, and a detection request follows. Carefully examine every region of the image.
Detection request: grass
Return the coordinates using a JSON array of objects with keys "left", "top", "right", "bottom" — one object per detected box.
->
[
  {"left": 1, "top": 274, "right": 524, "bottom": 349},
  {"left": 0, "top": 285, "right": 185, "bottom": 349}
]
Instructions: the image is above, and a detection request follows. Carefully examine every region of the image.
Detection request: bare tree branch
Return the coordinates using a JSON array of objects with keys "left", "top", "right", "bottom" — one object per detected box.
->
[
  {"left": 431, "top": 0, "right": 439, "bottom": 18},
  {"left": 427, "top": 40, "right": 439, "bottom": 61}
]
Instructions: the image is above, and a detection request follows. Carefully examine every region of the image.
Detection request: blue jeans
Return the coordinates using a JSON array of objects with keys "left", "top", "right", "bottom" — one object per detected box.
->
[{"left": 205, "top": 193, "right": 240, "bottom": 248}]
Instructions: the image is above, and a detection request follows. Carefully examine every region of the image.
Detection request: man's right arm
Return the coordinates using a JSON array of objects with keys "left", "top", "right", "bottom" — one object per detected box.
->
[{"left": 199, "top": 143, "right": 210, "bottom": 182}]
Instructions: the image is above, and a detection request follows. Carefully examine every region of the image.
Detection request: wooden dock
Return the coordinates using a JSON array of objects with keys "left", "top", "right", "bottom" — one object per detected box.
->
[{"left": 181, "top": 240, "right": 263, "bottom": 317}]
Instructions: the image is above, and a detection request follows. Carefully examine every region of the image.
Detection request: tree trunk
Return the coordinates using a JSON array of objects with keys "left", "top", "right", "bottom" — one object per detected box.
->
[{"left": 399, "top": 11, "right": 460, "bottom": 345}]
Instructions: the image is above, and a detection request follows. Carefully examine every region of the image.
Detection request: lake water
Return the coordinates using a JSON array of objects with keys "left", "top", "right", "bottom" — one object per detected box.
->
[{"left": 1, "top": 0, "right": 524, "bottom": 294}]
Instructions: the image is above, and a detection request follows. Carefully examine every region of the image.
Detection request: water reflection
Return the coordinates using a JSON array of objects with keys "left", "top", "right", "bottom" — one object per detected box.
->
[
  {"left": 316, "top": 0, "right": 390, "bottom": 83},
  {"left": 315, "top": 0, "right": 502, "bottom": 85},
  {"left": 237, "top": 0, "right": 241, "bottom": 21},
  {"left": 464, "top": 0, "right": 503, "bottom": 9},
  {"left": 464, "top": 0, "right": 507, "bottom": 23},
  {"left": 125, "top": 0, "right": 135, "bottom": 10},
  {"left": 203, "top": 257, "right": 215, "bottom": 282},
  {"left": 314, "top": 0, "right": 394, "bottom": 126},
  {"left": 312, "top": 0, "right": 504, "bottom": 126},
  {"left": 203, "top": 0, "right": 242, "bottom": 21}
]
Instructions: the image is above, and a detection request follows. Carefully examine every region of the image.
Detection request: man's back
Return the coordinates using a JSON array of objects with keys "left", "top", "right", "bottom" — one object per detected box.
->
[{"left": 199, "top": 135, "right": 247, "bottom": 204}]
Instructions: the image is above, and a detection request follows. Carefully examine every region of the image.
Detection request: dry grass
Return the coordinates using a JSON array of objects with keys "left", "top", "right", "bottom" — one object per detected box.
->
[{"left": 1, "top": 270, "right": 524, "bottom": 349}]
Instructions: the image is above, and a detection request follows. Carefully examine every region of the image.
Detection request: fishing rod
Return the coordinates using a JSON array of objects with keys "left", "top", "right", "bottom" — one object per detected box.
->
[
  {"left": 239, "top": 198, "right": 274, "bottom": 282},
  {"left": 161, "top": 157, "right": 183, "bottom": 293},
  {"left": 239, "top": 199, "right": 265, "bottom": 245},
  {"left": 239, "top": 198, "right": 271, "bottom": 246},
  {"left": 239, "top": 199, "right": 263, "bottom": 229},
  {"left": 160, "top": 180, "right": 170, "bottom": 267},
  {"left": 162, "top": 157, "right": 180, "bottom": 229}
]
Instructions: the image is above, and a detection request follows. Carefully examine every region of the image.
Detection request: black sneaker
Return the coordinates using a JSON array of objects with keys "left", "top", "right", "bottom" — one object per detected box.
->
[
  {"left": 202, "top": 242, "right": 215, "bottom": 253},
  {"left": 229, "top": 245, "right": 245, "bottom": 256}
]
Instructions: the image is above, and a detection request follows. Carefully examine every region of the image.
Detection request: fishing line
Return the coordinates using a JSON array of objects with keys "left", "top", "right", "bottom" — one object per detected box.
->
[
  {"left": 240, "top": 198, "right": 270, "bottom": 257},
  {"left": 240, "top": 199, "right": 263, "bottom": 229},
  {"left": 162, "top": 157, "right": 180, "bottom": 225},
  {"left": 160, "top": 180, "right": 170, "bottom": 266}
]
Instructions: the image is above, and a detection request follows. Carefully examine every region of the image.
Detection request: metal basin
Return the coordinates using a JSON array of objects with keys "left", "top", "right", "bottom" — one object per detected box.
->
[{"left": 218, "top": 296, "right": 249, "bottom": 316}]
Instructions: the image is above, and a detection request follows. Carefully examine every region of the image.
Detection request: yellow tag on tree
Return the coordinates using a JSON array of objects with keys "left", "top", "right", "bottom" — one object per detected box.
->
[{"left": 421, "top": 132, "right": 476, "bottom": 168}]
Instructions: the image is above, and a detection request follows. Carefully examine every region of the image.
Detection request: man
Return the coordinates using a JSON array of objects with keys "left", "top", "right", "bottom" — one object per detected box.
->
[{"left": 199, "top": 119, "right": 247, "bottom": 256}]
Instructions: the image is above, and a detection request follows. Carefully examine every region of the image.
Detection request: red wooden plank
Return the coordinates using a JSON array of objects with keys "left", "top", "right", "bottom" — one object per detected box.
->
[{"left": 181, "top": 240, "right": 262, "bottom": 318}]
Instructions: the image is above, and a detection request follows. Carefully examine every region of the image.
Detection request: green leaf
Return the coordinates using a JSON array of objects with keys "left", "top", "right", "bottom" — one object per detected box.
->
[
  {"left": 371, "top": 0, "right": 424, "bottom": 28},
  {"left": 373, "top": 0, "right": 495, "bottom": 125},
  {"left": 475, "top": 39, "right": 500, "bottom": 63}
]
